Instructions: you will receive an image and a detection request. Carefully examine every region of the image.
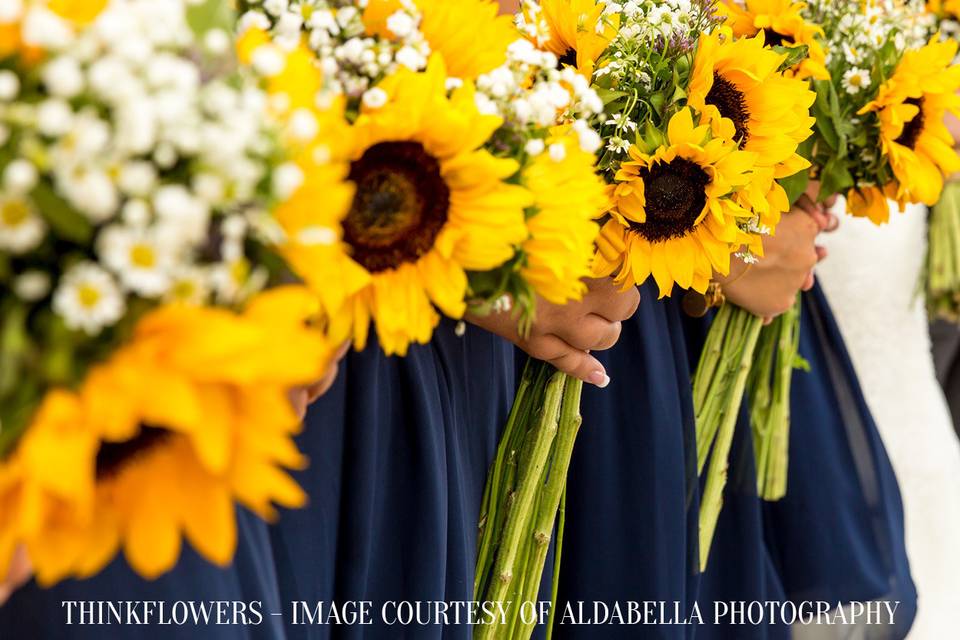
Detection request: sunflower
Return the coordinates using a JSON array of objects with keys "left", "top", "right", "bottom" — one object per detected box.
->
[
  {"left": 529, "top": 0, "right": 619, "bottom": 77},
  {"left": 845, "top": 182, "right": 905, "bottom": 225},
  {"left": 0, "top": 391, "right": 98, "bottom": 586},
  {"left": 0, "top": 287, "right": 330, "bottom": 584},
  {"left": 593, "top": 108, "right": 757, "bottom": 298},
  {"left": 362, "top": 0, "right": 517, "bottom": 80},
  {"left": 720, "top": 0, "right": 829, "bottom": 80},
  {"left": 856, "top": 37, "right": 960, "bottom": 220},
  {"left": 520, "top": 127, "right": 606, "bottom": 304},
  {"left": 928, "top": 0, "right": 960, "bottom": 19},
  {"left": 47, "top": 0, "right": 108, "bottom": 24},
  {"left": 276, "top": 55, "right": 531, "bottom": 356},
  {"left": 687, "top": 30, "right": 815, "bottom": 229}
]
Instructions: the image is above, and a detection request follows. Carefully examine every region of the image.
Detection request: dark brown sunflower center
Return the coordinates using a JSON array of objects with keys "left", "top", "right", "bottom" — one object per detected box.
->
[
  {"left": 95, "top": 425, "right": 170, "bottom": 480},
  {"left": 706, "top": 73, "right": 751, "bottom": 144},
  {"left": 895, "top": 97, "right": 925, "bottom": 150},
  {"left": 762, "top": 28, "right": 792, "bottom": 48},
  {"left": 632, "top": 158, "right": 711, "bottom": 243},
  {"left": 344, "top": 141, "right": 450, "bottom": 273},
  {"left": 558, "top": 48, "right": 578, "bottom": 69}
]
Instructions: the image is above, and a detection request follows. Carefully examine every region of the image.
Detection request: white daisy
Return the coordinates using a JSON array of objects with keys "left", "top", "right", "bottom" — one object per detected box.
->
[
  {"left": 166, "top": 266, "right": 210, "bottom": 305},
  {"left": 52, "top": 263, "right": 126, "bottom": 335},
  {"left": 605, "top": 112, "right": 637, "bottom": 131},
  {"left": 842, "top": 68, "right": 871, "bottom": 95},
  {"left": 606, "top": 136, "right": 632, "bottom": 154},
  {"left": 97, "top": 224, "right": 173, "bottom": 297},
  {"left": 0, "top": 195, "right": 46, "bottom": 254}
]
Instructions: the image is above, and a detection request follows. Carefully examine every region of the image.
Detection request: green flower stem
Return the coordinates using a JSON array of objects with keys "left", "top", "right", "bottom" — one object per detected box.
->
[
  {"left": 695, "top": 306, "right": 763, "bottom": 570},
  {"left": 545, "top": 486, "right": 566, "bottom": 640},
  {"left": 475, "top": 361, "right": 538, "bottom": 597},
  {"left": 475, "top": 371, "right": 565, "bottom": 640},
  {"left": 765, "top": 301, "right": 801, "bottom": 500},
  {"left": 515, "top": 376, "right": 583, "bottom": 640},
  {"left": 696, "top": 303, "right": 748, "bottom": 472},
  {"left": 927, "top": 181, "right": 960, "bottom": 320},
  {"left": 475, "top": 362, "right": 553, "bottom": 599},
  {"left": 751, "top": 299, "right": 802, "bottom": 501}
]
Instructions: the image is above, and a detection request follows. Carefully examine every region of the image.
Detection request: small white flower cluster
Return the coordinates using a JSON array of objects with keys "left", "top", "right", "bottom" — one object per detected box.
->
[
  {"left": 474, "top": 39, "right": 604, "bottom": 155},
  {"left": 596, "top": 0, "right": 711, "bottom": 85},
  {"left": 809, "top": 0, "right": 934, "bottom": 95},
  {"left": 0, "top": 0, "right": 290, "bottom": 336},
  {"left": 240, "top": 0, "right": 432, "bottom": 101}
]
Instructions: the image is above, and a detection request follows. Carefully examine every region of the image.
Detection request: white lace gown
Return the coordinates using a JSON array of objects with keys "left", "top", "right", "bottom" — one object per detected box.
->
[{"left": 817, "top": 201, "right": 960, "bottom": 638}]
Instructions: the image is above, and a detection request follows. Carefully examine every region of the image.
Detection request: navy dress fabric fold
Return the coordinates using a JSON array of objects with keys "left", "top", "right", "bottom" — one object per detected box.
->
[
  {"left": 761, "top": 282, "right": 916, "bottom": 637},
  {"left": 549, "top": 283, "right": 701, "bottom": 640},
  {"left": 0, "top": 508, "right": 288, "bottom": 639},
  {"left": 268, "top": 318, "right": 515, "bottom": 639}
]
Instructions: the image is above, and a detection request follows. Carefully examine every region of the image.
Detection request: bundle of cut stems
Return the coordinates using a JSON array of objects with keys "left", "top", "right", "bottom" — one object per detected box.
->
[
  {"left": 693, "top": 303, "right": 763, "bottom": 570},
  {"left": 474, "top": 359, "right": 583, "bottom": 640},
  {"left": 926, "top": 180, "right": 960, "bottom": 322},
  {"left": 749, "top": 299, "right": 804, "bottom": 501}
]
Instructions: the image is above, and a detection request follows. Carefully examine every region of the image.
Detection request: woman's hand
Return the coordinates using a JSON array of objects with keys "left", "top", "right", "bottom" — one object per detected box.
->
[
  {"left": 0, "top": 546, "right": 31, "bottom": 607},
  {"left": 288, "top": 342, "right": 351, "bottom": 419},
  {"left": 719, "top": 192, "right": 835, "bottom": 321},
  {"left": 467, "top": 278, "right": 640, "bottom": 387}
]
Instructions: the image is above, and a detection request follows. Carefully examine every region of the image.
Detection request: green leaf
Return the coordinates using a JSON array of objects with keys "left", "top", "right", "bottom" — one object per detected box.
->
[
  {"left": 818, "top": 156, "right": 854, "bottom": 199},
  {"left": 773, "top": 44, "right": 809, "bottom": 72},
  {"left": 0, "top": 299, "right": 29, "bottom": 398},
  {"left": 597, "top": 87, "right": 630, "bottom": 107},
  {"left": 30, "top": 183, "right": 94, "bottom": 245},
  {"left": 780, "top": 170, "right": 810, "bottom": 207}
]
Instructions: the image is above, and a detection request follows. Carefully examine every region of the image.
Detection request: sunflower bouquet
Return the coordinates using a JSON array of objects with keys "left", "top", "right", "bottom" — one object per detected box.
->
[
  {"left": 924, "top": 2, "right": 960, "bottom": 321},
  {"left": 797, "top": 0, "right": 955, "bottom": 222},
  {"left": 237, "top": 7, "right": 613, "bottom": 632},
  {"left": 238, "top": 0, "right": 607, "bottom": 357},
  {"left": 0, "top": 0, "right": 336, "bottom": 586},
  {"left": 697, "top": 0, "right": 827, "bottom": 513},
  {"left": 536, "top": 0, "right": 816, "bottom": 569}
]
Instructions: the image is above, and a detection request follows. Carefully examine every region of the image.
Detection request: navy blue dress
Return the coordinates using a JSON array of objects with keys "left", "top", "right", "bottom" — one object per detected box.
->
[
  {"left": 268, "top": 319, "right": 516, "bottom": 639},
  {"left": 762, "top": 282, "right": 916, "bottom": 635},
  {"left": 0, "top": 509, "right": 288, "bottom": 639},
  {"left": 680, "top": 282, "right": 916, "bottom": 639},
  {"left": 549, "top": 282, "right": 701, "bottom": 640}
]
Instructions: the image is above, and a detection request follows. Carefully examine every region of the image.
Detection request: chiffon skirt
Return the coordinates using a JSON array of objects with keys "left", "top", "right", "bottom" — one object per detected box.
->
[
  {"left": 679, "top": 282, "right": 916, "bottom": 640},
  {"left": 268, "top": 319, "right": 516, "bottom": 639},
  {"left": 549, "top": 283, "right": 701, "bottom": 640},
  {"left": 762, "top": 283, "right": 916, "bottom": 638}
]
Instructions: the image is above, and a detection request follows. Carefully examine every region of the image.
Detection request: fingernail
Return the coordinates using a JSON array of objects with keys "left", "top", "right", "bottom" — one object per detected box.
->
[{"left": 589, "top": 371, "right": 610, "bottom": 388}]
